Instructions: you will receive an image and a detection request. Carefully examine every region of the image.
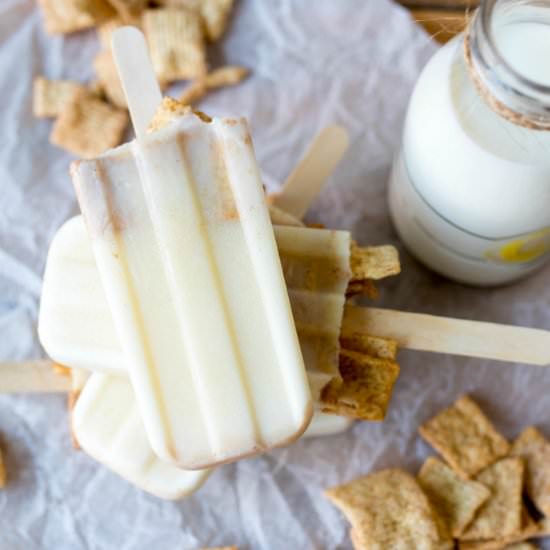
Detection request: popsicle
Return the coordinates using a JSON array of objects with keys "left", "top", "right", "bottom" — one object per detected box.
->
[
  {"left": 0, "top": 359, "right": 352, "bottom": 443},
  {"left": 0, "top": 359, "right": 349, "bottom": 502},
  {"left": 70, "top": 27, "right": 311, "bottom": 468},
  {"left": 73, "top": 372, "right": 211, "bottom": 499},
  {"left": 39, "top": 215, "right": 351, "bottom": 380},
  {"left": 277, "top": 225, "right": 350, "bottom": 377},
  {"left": 73, "top": 373, "right": 351, "bottom": 480},
  {"left": 73, "top": 368, "right": 345, "bottom": 497},
  {"left": 304, "top": 412, "right": 353, "bottom": 438}
]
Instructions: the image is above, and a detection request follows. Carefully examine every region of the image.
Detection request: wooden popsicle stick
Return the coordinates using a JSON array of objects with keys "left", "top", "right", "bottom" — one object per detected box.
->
[
  {"left": 0, "top": 360, "right": 72, "bottom": 393},
  {"left": 343, "top": 304, "right": 550, "bottom": 366},
  {"left": 271, "top": 126, "right": 349, "bottom": 219},
  {"left": 111, "top": 27, "right": 163, "bottom": 140}
]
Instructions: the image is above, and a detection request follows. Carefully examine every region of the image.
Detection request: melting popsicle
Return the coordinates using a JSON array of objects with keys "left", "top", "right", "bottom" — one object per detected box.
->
[
  {"left": 73, "top": 373, "right": 211, "bottom": 499},
  {"left": 39, "top": 216, "right": 351, "bottom": 380},
  {"left": 70, "top": 27, "right": 312, "bottom": 468}
]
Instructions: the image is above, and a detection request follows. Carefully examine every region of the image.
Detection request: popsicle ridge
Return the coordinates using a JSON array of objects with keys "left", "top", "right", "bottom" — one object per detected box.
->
[
  {"left": 212, "top": 118, "right": 313, "bottom": 437},
  {"left": 73, "top": 156, "right": 179, "bottom": 462},
  {"left": 66, "top": 26, "right": 313, "bottom": 468},
  {"left": 118, "top": 118, "right": 261, "bottom": 463},
  {"left": 276, "top": 226, "right": 351, "bottom": 377},
  {"left": 140, "top": 127, "right": 264, "bottom": 458},
  {"left": 74, "top": 373, "right": 211, "bottom": 499},
  {"left": 72, "top": 113, "right": 312, "bottom": 467}
]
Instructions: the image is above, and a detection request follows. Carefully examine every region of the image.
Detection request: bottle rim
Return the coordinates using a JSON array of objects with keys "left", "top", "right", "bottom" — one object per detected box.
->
[{"left": 470, "top": 0, "right": 550, "bottom": 126}]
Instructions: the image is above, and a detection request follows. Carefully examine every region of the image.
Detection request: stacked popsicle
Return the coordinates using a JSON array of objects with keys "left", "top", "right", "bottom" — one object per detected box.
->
[{"left": 30, "top": 28, "right": 402, "bottom": 499}]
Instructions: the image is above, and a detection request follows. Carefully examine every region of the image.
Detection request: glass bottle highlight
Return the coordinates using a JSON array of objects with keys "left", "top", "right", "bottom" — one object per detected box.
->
[{"left": 389, "top": 0, "right": 550, "bottom": 285}]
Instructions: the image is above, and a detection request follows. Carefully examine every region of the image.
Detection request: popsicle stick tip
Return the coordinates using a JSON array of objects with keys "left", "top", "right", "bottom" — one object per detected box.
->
[
  {"left": 110, "top": 24, "right": 162, "bottom": 140},
  {"left": 274, "top": 125, "right": 351, "bottom": 219},
  {"left": 326, "top": 125, "right": 350, "bottom": 147},
  {"left": 111, "top": 26, "right": 146, "bottom": 50}
]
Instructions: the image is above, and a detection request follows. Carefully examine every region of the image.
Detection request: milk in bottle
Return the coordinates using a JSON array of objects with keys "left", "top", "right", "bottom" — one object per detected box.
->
[{"left": 389, "top": 0, "right": 550, "bottom": 285}]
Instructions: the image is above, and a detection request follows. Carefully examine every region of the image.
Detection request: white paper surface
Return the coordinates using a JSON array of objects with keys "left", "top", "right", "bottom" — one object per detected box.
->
[{"left": 1, "top": 1, "right": 550, "bottom": 548}]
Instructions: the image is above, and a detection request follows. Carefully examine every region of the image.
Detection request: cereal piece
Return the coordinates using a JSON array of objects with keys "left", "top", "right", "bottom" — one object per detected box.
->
[
  {"left": 205, "top": 65, "right": 248, "bottom": 87},
  {"left": 320, "top": 349, "right": 400, "bottom": 420},
  {"left": 94, "top": 49, "right": 126, "bottom": 109},
  {"left": 147, "top": 97, "right": 211, "bottom": 132},
  {"left": 88, "top": 80, "right": 105, "bottom": 97},
  {"left": 339, "top": 331, "right": 398, "bottom": 361},
  {"left": 510, "top": 426, "right": 550, "bottom": 516},
  {"left": 349, "top": 529, "right": 363, "bottom": 550},
  {"left": 154, "top": 0, "right": 234, "bottom": 40},
  {"left": 346, "top": 279, "right": 379, "bottom": 299},
  {"left": 107, "top": 0, "right": 146, "bottom": 21},
  {"left": 460, "top": 513, "right": 549, "bottom": 550},
  {"left": 325, "top": 469, "right": 453, "bottom": 550},
  {"left": 179, "top": 66, "right": 248, "bottom": 105},
  {"left": 37, "top": 0, "right": 114, "bottom": 34},
  {"left": 419, "top": 395, "right": 510, "bottom": 478},
  {"left": 156, "top": 0, "right": 200, "bottom": 7},
  {"left": 463, "top": 543, "right": 540, "bottom": 550},
  {"left": 97, "top": 15, "right": 140, "bottom": 48},
  {"left": 537, "top": 516, "right": 550, "bottom": 534},
  {"left": 97, "top": 16, "right": 120, "bottom": 48},
  {"left": 350, "top": 242, "right": 401, "bottom": 281},
  {"left": 0, "top": 447, "right": 6, "bottom": 488},
  {"left": 460, "top": 458, "right": 524, "bottom": 541},
  {"left": 418, "top": 456, "right": 491, "bottom": 537},
  {"left": 51, "top": 90, "right": 128, "bottom": 158},
  {"left": 33, "top": 77, "right": 87, "bottom": 118},
  {"left": 147, "top": 97, "right": 194, "bottom": 132},
  {"left": 143, "top": 8, "right": 207, "bottom": 82},
  {"left": 180, "top": 80, "right": 209, "bottom": 106},
  {"left": 200, "top": 0, "right": 234, "bottom": 41}
]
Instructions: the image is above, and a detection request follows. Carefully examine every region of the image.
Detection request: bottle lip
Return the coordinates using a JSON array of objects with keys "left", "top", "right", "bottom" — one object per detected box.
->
[
  {"left": 470, "top": 0, "right": 550, "bottom": 126},
  {"left": 479, "top": 0, "right": 550, "bottom": 96}
]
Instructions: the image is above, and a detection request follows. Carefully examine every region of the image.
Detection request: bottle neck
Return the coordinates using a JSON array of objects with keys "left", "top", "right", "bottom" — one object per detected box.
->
[{"left": 466, "top": 0, "right": 550, "bottom": 130}]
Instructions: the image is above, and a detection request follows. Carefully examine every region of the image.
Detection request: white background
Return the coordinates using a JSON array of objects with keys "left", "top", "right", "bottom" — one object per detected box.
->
[{"left": 1, "top": 1, "right": 549, "bottom": 548}]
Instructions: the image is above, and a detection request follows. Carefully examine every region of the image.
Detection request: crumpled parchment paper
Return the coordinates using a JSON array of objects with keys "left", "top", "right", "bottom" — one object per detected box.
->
[{"left": 1, "top": 1, "right": 550, "bottom": 548}]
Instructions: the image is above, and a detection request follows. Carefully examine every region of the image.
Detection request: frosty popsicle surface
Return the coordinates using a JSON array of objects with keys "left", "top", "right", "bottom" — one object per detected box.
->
[
  {"left": 39, "top": 216, "right": 351, "bottom": 379},
  {"left": 73, "top": 373, "right": 211, "bottom": 499},
  {"left": 70, "top": 27, "right": 312, "bottom": 468},
  {"left": 72, "top": 372, "right": 347, "bottom": 500}
]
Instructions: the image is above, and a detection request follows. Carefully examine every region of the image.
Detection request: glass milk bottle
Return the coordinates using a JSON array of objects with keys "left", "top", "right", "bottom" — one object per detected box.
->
[{"left": 389, "top": 0, "right": 550, "bottom": 286}]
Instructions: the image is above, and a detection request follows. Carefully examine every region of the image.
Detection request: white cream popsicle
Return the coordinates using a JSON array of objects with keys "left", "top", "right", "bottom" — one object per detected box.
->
[
  {"left": 72, "top": 112, "right": 312, "bottom": 469},
  {"left": 39, "top": 215, "right": 354, "bottom": 444},
  {"left": 0, "top": 359, "right": 348, "bottom": 501},
  {"left": 277, "top": 225, "right": 350, "bottom": 377},
  {"left": 303, "top": 412, "right": 353, "bottom": 438},
  {"left": 39, "top": 216, "right": 123, "bottom": 373},
  {"left": 73, "top": 370, "right": 346, "bottom": 499},
  {"left": 73, "top": 373, "right": 211, "bottom": 499},
  {"left": 40, "top": 216, "right": 351, "bottom": 379}
]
